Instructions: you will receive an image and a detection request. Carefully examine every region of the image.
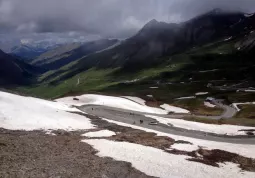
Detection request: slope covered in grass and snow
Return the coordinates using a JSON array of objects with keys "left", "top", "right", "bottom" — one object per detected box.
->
[
  {"left": 56, "top": 94, "right": 189, "bottom": 114},
  {"left": 0, "top": 91, "right": 95, "bottom": 131},
  {"left": 84, "top": 139, "right": 255, "bottom": 178}
]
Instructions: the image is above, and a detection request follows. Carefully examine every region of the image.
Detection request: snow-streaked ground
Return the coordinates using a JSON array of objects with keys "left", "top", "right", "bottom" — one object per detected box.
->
[
  {"left": 145, "top": 115, "right": 254, "bottom": 136},
  {"left": 83, "top": 139, "right": 254, "bottom": 178},
  {"left": 0, "top": 91, "right": 95, "bottom": 131},
  {"left": 170, "top": 143, "right": 199, "bottom": 152},
  {"left": 57, "top": 94, "right": 189, "bottom": 114},
  {"left": 160, "top": 104, "right": 190, "bottom": 114},
  {"left": 103, "top": 118, "right": 255, "bottom": 158},
  {"left": 82, "top": 130, "right": 116, "bottom": 138}
]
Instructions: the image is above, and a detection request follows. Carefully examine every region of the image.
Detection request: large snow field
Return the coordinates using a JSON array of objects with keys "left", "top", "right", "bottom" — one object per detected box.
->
[
  {"left": 83, "top": 139, "right": 254, "bottom": 178},
  {"left": 0, "top": 91, "right": 95, "bottom": 131},
  {"left": 56, "top": 94, "right": 190, "bottom": 114},
  {"left": 145, "top": 115, "right": 255, "bottom": 136},
  {"left": 102, "top": 118, "right": 255, "bottom": 158}
]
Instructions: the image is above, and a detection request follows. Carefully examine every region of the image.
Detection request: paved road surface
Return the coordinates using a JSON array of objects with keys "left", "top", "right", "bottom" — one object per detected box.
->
[{"left": 79, "top": 105, "right": 255, "bottom": 145}]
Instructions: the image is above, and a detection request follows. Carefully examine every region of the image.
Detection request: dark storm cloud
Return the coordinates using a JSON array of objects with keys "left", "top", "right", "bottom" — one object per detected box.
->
[{"left": 0, "top": 0, "right": 255, "bottom": 38}]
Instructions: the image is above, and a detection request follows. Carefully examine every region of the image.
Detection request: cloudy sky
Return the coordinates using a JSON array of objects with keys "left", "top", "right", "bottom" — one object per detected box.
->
[{"left": 0, "top": 0, "right": 255, "bottom": 47}]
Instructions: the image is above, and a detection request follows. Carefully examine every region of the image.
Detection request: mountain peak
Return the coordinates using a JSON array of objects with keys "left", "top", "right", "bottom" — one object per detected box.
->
[{"left": 143, "top": 19, "right": 160, "bottom": 29}]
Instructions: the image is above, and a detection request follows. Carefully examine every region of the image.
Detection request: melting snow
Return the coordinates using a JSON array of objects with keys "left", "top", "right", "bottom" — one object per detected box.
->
[
  {"left": 224, "top": 36, "right": 232, "bottom": 41},
  {"left": 57, "top": 94, "right": 189, "bottom": 114},
  {"left": 102, "top": 118, "right": 255, "bottom": 158},
  {"left": 176, "top": 96, "right": 196, "bottom": 100},
  {"left": 195, "top": 92, "right": 209, "bottom": 96},
  {"left": 170, "top": 143, "right": 199, "bottom": 152},
  {"left": 204, "top": 102, "right": 216, "bottom": 108},
  {"left": 0, "top": 91, "right": 95, "bottom": 131},
  {"left": 245, "top": 13, "right": 254, "bottom": 17},
  {"left": 82, "top": 130, "right": 116, "bottom": 138},
  {"left": 232, "top": 102, "right": 255, "bottom": 112},
  {"left": 160, "top": 104, "right": 190, "bottom": 114},
  {"left": 244, "top": 90, "right": 255, "bottom": 93},
  {"left": 83, "top": 139, "right": 255, "bottom": 178},
  {"left": 81, "top": 130, "right": 116, "bottom": 137}
]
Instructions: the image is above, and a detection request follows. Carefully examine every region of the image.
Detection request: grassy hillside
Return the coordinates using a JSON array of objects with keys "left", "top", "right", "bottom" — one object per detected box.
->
[{"left": 16, "top": 33, "right": 255, "bottom": 101}]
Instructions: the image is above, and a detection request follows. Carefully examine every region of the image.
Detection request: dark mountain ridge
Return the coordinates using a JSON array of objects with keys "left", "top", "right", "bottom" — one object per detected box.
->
[
  {"left": 64, "top": 9, "right": 255, "bottom": 74},
  {"left": 0, "top": 50, "right": 40, "bottom": 85}
]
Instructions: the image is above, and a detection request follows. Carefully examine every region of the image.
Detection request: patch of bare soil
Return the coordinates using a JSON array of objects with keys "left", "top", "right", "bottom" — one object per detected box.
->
[
  {"left": 0, "top": 128, "right": 155, "bottom": 178},
  {"left": 193, "top": 149, "right": 255, "bottom": 172},
  {"left": 166, "top": 148, "right": 255, "bottom": 172},
  {"left": 145, "top": 101, "right": 163, "bottom": 108}
]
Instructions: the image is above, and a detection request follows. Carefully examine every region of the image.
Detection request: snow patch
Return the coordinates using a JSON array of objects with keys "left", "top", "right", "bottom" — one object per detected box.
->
[
  {"left": 245, "top": 13, "right": 254, "bottom": 17},
  {"left": 160, "top": 104, "right": 190, "bottom": 114},
  {"left": 83, "top": 139, "right": 255, "bottom": 178},
  {"left": 102, "top": 118, "right": 255, "bottom": 158},
  {"left": 224, "top": 36, "right": 232, "bottom": 41},
  {"left": 195, "top": 92, "right": 209, "bottom": 96},
  {"left": 45, "top": 130, "right": 56, "bottom": 136},
  {"left": 232, "top": 102, "right": 255, "bottom": 112},
  {"left": 123, "top": 78, "right": 140, "bottom": 84},
  {"left": 0, "top": 91, "right": 95, "bottom": 131},
  {"left": 57, "top": 94, "right": 169, "bottom": 114},
  {"left": 244, "top": 90, "right": 255, "bottom": 93},
  {"left": 57, "top": 94, "right": 189, "bottom": 115},
  {"left": 204, "top": 102, "right": 216, "bottom": 108},
  {"left": 170, "top": 143, "right": 199, "bottom": 152},
  {"left": 82, "top": 130, "right": 116, "bottom": 138},
  {"left": 176, "top": 96, "right": 196, "bottom": 100}
]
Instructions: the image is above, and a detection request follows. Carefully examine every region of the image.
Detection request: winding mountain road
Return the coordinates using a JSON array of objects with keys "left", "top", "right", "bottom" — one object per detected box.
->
[{"left": 79, "top": 105, "right": 255, "bottom": 145}]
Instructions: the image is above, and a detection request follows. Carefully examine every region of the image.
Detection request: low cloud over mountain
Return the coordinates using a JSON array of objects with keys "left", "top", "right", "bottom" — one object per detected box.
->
[{"left": 0, "top": 0, "right": 255, "bottom": 38}]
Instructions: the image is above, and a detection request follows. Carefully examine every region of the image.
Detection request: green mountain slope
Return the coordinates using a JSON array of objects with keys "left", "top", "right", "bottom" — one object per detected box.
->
[
  {"left": 32, "top": 39, "right": 119, "bottom": 71},
  {"left": 15, "top": 10, "right": 255, "bottom": 104}
]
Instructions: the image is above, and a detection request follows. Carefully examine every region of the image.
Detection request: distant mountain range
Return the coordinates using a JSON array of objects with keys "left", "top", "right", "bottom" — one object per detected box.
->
[
  {"left": 32, "top": 39, "right": 119, "bottom": 70},
  {"left": 10, "top": 43, "right": 61, "bottom": 61},
  {"left": 42, "top": 9, "right": 255, "bottom": 81}
]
